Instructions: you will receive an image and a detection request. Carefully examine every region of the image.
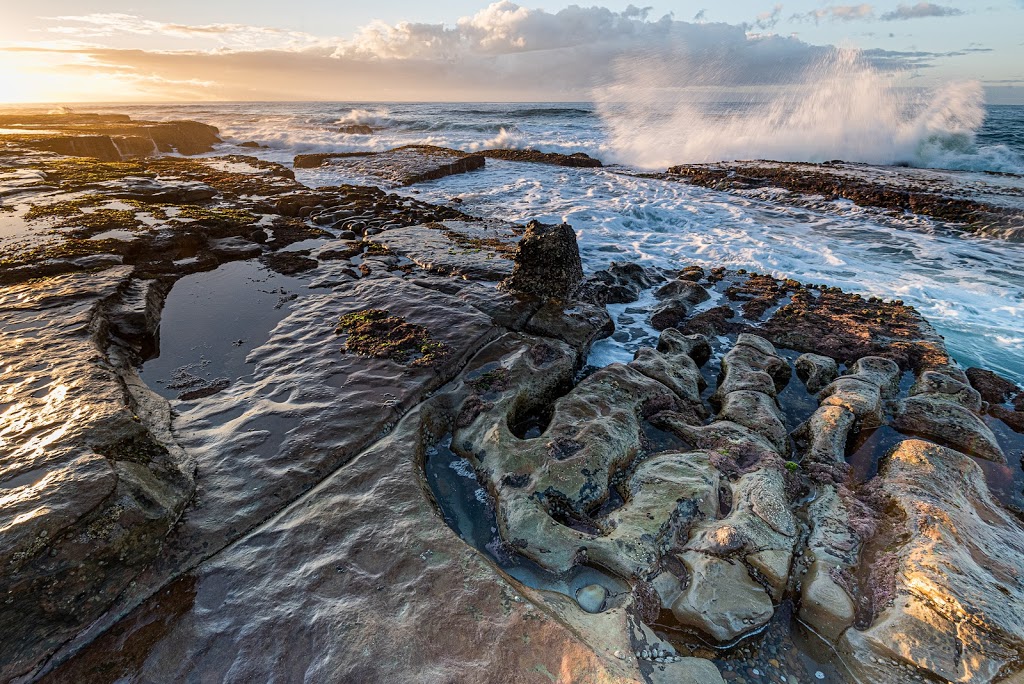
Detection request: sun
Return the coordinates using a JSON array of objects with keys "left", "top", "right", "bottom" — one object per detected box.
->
[{"left": 0, "top": 54, "right": 43, "bottom": 103}]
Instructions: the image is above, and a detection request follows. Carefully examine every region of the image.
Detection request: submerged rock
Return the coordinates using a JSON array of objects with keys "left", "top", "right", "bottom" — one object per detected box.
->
[{"left": 576, "top": 584, "right": 608, "bottom": 613}]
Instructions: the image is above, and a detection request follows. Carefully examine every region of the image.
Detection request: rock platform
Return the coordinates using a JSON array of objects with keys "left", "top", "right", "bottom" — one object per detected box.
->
[{"left": 1, "top": 115, "right": 1023, "bottom": 684}]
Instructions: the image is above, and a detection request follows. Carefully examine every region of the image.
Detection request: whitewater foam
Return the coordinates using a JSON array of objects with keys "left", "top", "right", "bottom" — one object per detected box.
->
[{"left": 596, "top": 49, "right": 1024, "bottom": 174}]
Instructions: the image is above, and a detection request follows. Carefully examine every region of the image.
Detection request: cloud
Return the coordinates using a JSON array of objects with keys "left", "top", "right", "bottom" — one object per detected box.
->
[
  {"left": 0, "top": 2, "right": 982, "bottom": 102},
  {"left": 44, "top": 12, "right": 330, "bottom": 50},
  {"left": 793, "top": 5, "right": 875, "bottom": 23},
  {"left": 879, "top": 3, "right": 964, "bottom": 20},
  {"left": 751, "top": 4, "right": 784, "bottom": 30}
]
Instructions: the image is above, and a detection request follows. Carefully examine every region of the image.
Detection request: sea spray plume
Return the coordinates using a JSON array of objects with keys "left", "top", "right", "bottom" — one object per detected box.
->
[{"left": 595, "top": 48, "right": 998, "bottom": 171}]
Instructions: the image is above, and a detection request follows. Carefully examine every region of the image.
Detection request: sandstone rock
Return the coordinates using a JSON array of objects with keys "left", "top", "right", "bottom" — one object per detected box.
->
[
  {"left": 670, "top": 552, "right": 774, "bottom": 642},
  {"left": 840, "top": 439, "right": 1024, "bottom": 684},
  {"left": 801, "top": 559, "right": 856, "bottom": 642},
  {"left": 0, "top": 268, "right": 194, "bottom": 680},
  {"left": 893, "top": 394, "right": 1005, "bottom": 462},
  {"left": 795, "top": 353, "right": 839, "bottom": 394},
  {"left": 910, "top": 370, "right": 983, "bottom": 411}
]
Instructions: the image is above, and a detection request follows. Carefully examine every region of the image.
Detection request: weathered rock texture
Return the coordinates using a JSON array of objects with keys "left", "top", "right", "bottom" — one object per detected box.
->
[
  {"left": 293, "top": 144, "right": 485, "bottom": 185},
  {"left": 501, "top": 220, "right": 584, "bottom": 299},
  {"left": 0, "top": 268, "right": 194, "bottom": 680}
]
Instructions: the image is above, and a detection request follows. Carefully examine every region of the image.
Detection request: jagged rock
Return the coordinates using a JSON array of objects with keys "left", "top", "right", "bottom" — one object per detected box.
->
[
  {"left": 795, "top": 352, "right": 839, "bottom": 394},
  {"left": 651, "top": 281, "right": 711, "bottom": 330},
  {"left": 502, "top": 220, "right": 584, "bottom": 300},
  {"left": 576, "top": 261, "right": 662, "bottom": 305},
  {"left": 966, "top": 367, "right": 1024, "bottom": 433},
  {"left": 338, "top": 124, "right": 373, "bottom": 135}
]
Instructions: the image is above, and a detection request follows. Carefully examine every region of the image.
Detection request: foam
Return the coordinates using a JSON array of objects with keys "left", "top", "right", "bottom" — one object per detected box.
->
[{"left": 596, "top": 49, "right": 1024, "bottom": 174}]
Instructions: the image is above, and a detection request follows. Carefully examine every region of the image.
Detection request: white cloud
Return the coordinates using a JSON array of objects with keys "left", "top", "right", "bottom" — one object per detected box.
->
[
  {"left": 794, "top": 5, "right": 876, "bottom": 23},
  {"left": 879, "top": 3, "right": 963, "bottom": 20}
]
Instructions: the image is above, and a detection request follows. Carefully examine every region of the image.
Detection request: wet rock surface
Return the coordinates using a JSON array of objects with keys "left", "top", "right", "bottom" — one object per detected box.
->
[
  {"left": 479, "top": 148, "right": 604, "bottom": 167},
  {"left": 3, "top": 115, "right": 1024, "bottom": 684},
  {"left": 292, "top": 144, "right": 485, "bottom": 186},
  {"left": 0, "top": 113, "right": 221, "bottom": 160},
  {"left": 662, "top": 160, "right": 1024, "bottom": 239}
]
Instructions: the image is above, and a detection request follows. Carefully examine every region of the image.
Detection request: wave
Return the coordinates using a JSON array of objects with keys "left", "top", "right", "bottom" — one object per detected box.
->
[
  {"left": 596, "top": 49, "right": 1024, "bottom": 174},
  {"left": 336, "top": 107, "right": 391, "bottom": 126}
]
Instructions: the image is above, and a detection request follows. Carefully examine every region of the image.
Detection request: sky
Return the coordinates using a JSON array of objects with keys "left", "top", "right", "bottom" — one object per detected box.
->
[{"left": 0, "top": 1, "right": 1022, "bottom": 103}]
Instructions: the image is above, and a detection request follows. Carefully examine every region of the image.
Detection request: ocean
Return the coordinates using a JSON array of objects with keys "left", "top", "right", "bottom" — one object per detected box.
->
[{"left": 60, "top": 100, "right": 1024, "bottom": 383}]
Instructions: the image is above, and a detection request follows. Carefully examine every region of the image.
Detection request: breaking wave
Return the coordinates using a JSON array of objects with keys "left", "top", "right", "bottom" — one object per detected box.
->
[{"left": 597, "top": 49, "right": 1024, "bottom": 174}]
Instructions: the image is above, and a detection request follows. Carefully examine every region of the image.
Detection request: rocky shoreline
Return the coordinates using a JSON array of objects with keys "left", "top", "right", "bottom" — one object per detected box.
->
[
  {"left": 1, "top": 113, "right": 1023, "bottom": 684},
  {"left": 658, "top": 160, "right": 1024, "bottom": 240}
]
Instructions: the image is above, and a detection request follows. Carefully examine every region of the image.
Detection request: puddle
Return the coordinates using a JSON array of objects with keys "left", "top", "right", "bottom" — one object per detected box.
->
[
  {"left": 652, "top": 601, "right": 851, "bottom": 684},
  {"left": 777, "top": 349, "right": 820, "bottom": 432},
  {"left": 141, "top": 259, "right": 314, "bottom": 399},
  {"left": 423, "top": 435, "right": 628, "bottom": 603},
  {"left": 846, "top": 425, "right": 906, "bottom": 482},
  {"left": 981, "top": 415, "right": 1024, "bottom": 514}
]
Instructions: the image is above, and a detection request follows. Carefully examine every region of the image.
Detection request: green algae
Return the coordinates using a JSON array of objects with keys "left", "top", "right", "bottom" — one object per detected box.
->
[
  {"left": 336, "top": 308, "right": 451, "bottom": 368},
  {"left": 31, "top": 158, "right": 151, "bottom": 189},
  {"left": 171, "top": 206, "right": 255, "bottom": 227}
]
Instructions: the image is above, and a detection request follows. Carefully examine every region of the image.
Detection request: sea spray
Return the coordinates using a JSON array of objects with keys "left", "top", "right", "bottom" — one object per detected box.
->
[{"left": 596, "top": 48, "right": 1024, "bottom": 173}]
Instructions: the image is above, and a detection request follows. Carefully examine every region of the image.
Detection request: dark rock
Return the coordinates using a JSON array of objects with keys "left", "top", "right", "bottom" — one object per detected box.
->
[
  {"left": 293, "top": 145, "right": 485, "bottom": 186},
  {"left": 966, "top": 367, "right": 1019, "bottom": 405},
  {"left": 261, "top": 251, "right": 318, "bottom": 275},
  {"left": 479, "top": 149, "right": 603, "bottom": 167},
  {"left": 339, "top": 124, "right": 373, "bottom": 135},
  {"left": 576, "top": 262, "right": 662, "bottom": 305},
  {"left": 501, "top": 221, "right": 583, "bottom": 300},
  {"left": 651, "top": 282, "right": 710, "bottom": 331}
]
